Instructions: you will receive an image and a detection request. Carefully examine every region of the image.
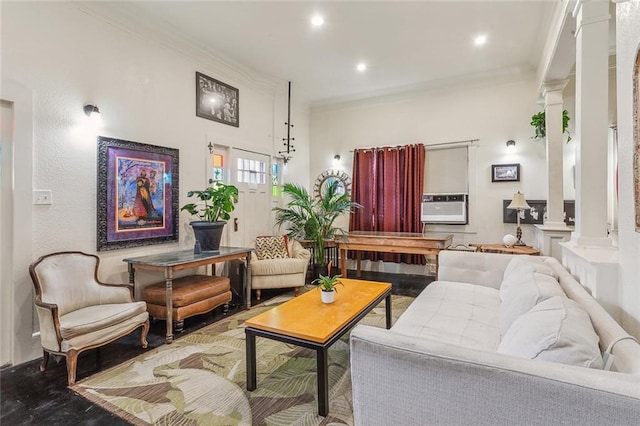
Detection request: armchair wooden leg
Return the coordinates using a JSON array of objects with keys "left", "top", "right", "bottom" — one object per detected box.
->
[
  {"left": 141, "top": 319, "right": 150, "bottom": 349},
  {"left": 256, "top": 289, "right": 261, "bottom": 300},
  {"left": 40, "top": 350, "right": 49, "bottom": 372},
  {"left": 66, "top": 349, "right": 79, "bottom": 386},
  {"left": 294, "top": 288, "right": 299, "bottom": 297}
]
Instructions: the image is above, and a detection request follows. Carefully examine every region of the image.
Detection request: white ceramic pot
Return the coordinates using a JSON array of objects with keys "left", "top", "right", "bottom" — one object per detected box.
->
[{"left": 321, "top": 290, "right": 335, "bottom": 304}]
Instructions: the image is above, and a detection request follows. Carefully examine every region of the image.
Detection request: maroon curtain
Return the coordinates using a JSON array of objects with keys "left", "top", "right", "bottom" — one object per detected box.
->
[{"left": 349, "top": 144, "right": 425, "bottom": 264}]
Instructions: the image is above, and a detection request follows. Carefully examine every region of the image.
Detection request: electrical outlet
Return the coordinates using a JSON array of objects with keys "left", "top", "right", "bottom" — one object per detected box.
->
[{"left": 33, "top": 190, "right": 53, "bottom": 205}]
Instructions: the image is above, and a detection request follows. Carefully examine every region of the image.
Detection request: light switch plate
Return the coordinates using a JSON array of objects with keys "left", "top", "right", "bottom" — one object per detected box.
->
[{"left": 33, "top": 190, "right": 53, "bottom": 205}]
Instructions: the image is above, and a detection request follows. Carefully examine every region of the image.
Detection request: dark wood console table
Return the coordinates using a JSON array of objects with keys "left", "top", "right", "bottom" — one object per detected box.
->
[
  {"left": 123, "top": 247, "right": 253, "bottom": 343},
  {"left": 337, "top": 231, "right": 453, "bottom": 279}
]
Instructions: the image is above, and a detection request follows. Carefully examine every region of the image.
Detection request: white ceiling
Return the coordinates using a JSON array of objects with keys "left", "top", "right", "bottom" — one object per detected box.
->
[{"left": 81, "top": 1, "right": 556, "bottom": 106}]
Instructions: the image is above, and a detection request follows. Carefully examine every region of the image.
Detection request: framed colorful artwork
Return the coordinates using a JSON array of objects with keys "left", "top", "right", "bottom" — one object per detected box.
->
[
  {"left": 97, "top": 136, "right": 179, "bottom": 251},
  {"left": 196, "top": 71, "right": 239, "bottom": 127}
]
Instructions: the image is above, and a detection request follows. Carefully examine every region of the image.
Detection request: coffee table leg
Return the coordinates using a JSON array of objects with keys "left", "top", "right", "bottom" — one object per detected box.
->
[
  {"left": 246, "top": 330, "right": 256, "bottom": 391},
  {"left": 385, "top": 293, "right": 392, "bottom": 329},
  {"left": 317, "top": 346, "right": 329, "bottom": 416}
]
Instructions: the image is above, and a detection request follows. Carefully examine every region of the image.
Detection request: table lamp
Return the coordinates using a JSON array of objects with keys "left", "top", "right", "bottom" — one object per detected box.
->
[{"left": 507, "top": 191, "right": 531, "bottom": 246}]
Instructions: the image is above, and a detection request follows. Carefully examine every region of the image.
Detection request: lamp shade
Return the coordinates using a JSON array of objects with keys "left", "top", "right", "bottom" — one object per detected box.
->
[{"left": 507, "top": 191, "right": 531, "bottom": 210}]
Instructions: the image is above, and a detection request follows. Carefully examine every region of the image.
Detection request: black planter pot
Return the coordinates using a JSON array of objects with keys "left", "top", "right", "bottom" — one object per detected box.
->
[
  {"left": 312, "top": 263, "right": 330, "bottom": 281},
  {"left": 190, "top": 221, "right": 226, "bottom": 251}
]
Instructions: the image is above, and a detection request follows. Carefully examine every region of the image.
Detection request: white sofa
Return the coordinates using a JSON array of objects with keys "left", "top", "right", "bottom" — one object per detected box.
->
[{"left": 350, "top": 250, "right": 640, "bottom": 425}]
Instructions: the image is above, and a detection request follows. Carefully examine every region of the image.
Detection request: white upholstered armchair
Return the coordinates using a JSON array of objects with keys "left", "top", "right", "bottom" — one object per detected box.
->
[
  {"left": 250, "top": 238, "right": 311, "bottom": 300},
  {"left": 29, "top": 251, "right": 150, "bottom": 385}
]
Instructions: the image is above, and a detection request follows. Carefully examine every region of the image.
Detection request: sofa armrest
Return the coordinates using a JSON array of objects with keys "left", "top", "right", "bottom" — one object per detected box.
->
[
  {"left": 96, "top": 281, "right": 135, "bottom": 304},
  {"left": 350, "top": 325, "right": 640, "bottom": 426},
  {"left": 34, "top": 299, "right": 63, "bottom": 351}
]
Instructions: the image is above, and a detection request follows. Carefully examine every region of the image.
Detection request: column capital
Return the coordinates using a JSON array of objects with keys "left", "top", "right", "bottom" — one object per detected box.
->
[{"left": 542, "top": 79, "right": 569, "bottom": 96}]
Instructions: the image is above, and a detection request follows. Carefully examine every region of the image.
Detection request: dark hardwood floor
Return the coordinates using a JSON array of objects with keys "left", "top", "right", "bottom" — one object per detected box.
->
[{"left": 0, "top": 270, "right": 431, "bottom": 425}]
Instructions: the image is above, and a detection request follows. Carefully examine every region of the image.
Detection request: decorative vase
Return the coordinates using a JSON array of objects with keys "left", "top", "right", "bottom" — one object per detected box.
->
[
  {"left": 190, "top": 221, "right": 226, "bottom": 251},
  {"left": 320, "top": 290, "right": 335, "bottom": 304}
]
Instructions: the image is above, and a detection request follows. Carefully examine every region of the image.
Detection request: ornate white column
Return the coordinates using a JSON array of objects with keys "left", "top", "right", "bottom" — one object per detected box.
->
[
  {"left": 561, "top": 0, "right": 619, "bottom": 321},
  {"left": 543, "top": 80, "right": 569, "bottom": 227},
  {"left": 571, "top": 0, "right": 612, "bottom": 247},
  {"left": 534, "top": 80, "right": 572, "bottom": 261}
]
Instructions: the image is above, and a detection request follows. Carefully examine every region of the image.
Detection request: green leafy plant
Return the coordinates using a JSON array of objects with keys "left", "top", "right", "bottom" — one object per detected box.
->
[
  {"left": 273, "top": 180, "right": 361, "bottom": 266},
  {"left": 180, "top": 182, "right": 239, "bottom": 222},
  {"left": 530, "top": 109, "right": 571, "bottom": 142},
  {"left": 313, "top": 273, "right": 343, "bottom": 292}
]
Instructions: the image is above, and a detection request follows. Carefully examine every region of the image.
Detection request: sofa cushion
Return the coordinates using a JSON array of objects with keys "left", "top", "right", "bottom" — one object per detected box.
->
[
  {"left": 500, "top": 261, "right": 565, "bottom": 336},
  {"left": 498, "top": 296, "right": 604, "bottom": 369},
  {"left": 392, "top": 281, "right": 501, "bottom": 351},
  {"left": 255, "top": 235, "right": 289, "bottom": 260},
  {"left": 251, "top": 257, "right": 307, "bottom": 276}
]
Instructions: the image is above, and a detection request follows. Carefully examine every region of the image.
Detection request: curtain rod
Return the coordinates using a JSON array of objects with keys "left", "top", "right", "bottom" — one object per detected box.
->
[{"left": 349, "top": 139, "right": 478, "bottom": 152}]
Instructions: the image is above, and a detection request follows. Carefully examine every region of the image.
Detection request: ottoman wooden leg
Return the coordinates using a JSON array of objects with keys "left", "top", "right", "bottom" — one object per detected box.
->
[
  {"left": 173, "top": 319, "right": 184, "bottom": 333},
  {"left": 223, "top": 303, "right": 229, "bottom": 316},
  {"left": 256, "top": 289, "right": 261, "bottom": 300}
]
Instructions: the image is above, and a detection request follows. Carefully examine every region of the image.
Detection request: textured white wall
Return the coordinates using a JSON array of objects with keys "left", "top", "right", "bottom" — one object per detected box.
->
[
  {"left": 615, "top": 1, "right": 640, "bottom": 339},
  {"left": 2, "top": 2, "right": 310, "bottom": 362},
  {"left": 310, "top": 76, "right": 580, "bottom": 254}
]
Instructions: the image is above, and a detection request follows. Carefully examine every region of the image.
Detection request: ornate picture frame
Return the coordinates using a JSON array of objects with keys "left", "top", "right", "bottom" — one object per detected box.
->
[
  {"left": 492, "top": 163, "right": 520, "bottom": 182},
  {"left": 196, "top": 71, "right": 239, "bottom": 127},
  {"left": 97, "top": 136, "right": 179, "bottom": 251},
  {"left": 633, "top": 47, "right": 640, "bottom": 231}
]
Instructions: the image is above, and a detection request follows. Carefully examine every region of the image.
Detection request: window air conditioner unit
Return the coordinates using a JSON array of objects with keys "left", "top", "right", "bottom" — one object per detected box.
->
[{"left": 421, "top": 193, "right": 468, "bottom": 224}]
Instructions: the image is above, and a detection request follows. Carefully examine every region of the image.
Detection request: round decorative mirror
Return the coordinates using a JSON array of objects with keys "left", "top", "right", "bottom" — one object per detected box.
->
[{"left": 313, "top": 169, "right": 351, "bottom": 201}]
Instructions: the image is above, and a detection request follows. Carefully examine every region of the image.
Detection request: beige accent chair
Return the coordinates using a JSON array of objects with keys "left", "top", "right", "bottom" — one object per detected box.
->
[
  {"left": 29, "top": 251, "right": 150, "bottom": 385},
  {"left": 250, "top": 240, "right": 311, "bottom": 300}
]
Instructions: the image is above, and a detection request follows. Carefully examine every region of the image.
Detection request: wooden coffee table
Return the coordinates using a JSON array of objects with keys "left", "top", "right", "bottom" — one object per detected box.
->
[{"left": 245, "top": 278, "right": 392, "bottom": 417}]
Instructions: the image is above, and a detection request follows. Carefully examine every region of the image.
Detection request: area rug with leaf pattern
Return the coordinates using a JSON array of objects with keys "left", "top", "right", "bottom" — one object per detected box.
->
[{"left": 71, "top": 288, "right": 414, "bottom": 425}]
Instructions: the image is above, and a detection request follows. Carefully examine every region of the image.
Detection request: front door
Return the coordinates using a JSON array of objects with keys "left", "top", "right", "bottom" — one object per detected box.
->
[{"left": 228, "top": 149, "right": 272, "bottom": 247}]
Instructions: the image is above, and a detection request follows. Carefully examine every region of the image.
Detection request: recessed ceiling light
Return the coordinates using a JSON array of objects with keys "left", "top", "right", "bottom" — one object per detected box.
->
[
  {"left": 356, "top": 63, "right": 367, "bottom": 72},
  {"left": 474, "top": 34, "right": 488, "bottom": 46},
  {"left": 311, "top": 15, "right": 324, "bottom": 27}
]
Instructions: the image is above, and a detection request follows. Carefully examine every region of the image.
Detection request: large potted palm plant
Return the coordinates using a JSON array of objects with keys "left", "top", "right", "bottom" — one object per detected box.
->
[
  {"left": 273, "top": 180, "right": 360, "bottom": 277},
  {"left": 180, "top": 182, "right": 238, "bottom": 251}
]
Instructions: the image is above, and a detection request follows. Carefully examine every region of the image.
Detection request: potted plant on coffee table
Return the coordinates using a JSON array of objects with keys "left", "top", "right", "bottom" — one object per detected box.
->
[
  {"left": 313, "top": 263, "right": 343, "bottom": 303},
  {"left": 180, "top": 181, "right": 238, "bottom": 251}
]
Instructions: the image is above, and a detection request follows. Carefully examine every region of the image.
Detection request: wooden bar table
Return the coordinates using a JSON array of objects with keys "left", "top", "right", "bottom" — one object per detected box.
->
[
  {"left": 123, "top": 247, "right": 253, "bottom": 344},
  {"left": 337, "top": 231, "right": 453, "bottom": 279}
]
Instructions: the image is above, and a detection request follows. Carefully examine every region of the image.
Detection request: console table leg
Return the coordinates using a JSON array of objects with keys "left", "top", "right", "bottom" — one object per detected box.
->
[{"left": 164, "top": 267, "right": 174, "bottom": 344}]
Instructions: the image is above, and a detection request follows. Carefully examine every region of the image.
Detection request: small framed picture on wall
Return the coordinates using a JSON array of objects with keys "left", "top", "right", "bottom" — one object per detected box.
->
[{"left": 492, "top": 163, "right": 520, "bottom": 182}]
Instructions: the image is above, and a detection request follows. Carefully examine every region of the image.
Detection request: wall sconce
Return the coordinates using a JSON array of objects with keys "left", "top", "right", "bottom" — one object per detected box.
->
[
  {"left": 333, "top": 154, "right": 341, "bottom": 164},
  {"left": 83, "top": 104, "right": 100, "bottom": 118},
  {"left": 506, "top": 139, "right": 516, "bottom": 153},
  {"left": 506, "top": 191, "right": 531, "bottom": 246}
]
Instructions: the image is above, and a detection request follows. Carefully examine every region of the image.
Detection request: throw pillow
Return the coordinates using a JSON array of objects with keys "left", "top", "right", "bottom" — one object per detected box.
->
[
  {"left": 503, "top": 256, "right": 557, "bottom": 282},
  {"left": 500, "top": 260, "right": 565, "bottom": 336},
  {"left": 254, "top": 236, "right": 290, "bottom": 260},
  {"left": 498, "top": 296, "right": 604, "bottom": 369}
]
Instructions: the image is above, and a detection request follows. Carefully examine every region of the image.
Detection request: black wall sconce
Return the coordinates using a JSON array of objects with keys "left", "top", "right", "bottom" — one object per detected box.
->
[
  {"left": 83, "top": 104, "right": 100, "bottom": 118},
  {"left": 506, "top": 139, "right": 516, "bottom": 152}
]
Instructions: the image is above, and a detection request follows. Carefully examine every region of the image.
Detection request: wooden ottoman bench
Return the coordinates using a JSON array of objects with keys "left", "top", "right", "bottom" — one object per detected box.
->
[{"left": 142, "top": 275, "right": 231, "bottom": 333}]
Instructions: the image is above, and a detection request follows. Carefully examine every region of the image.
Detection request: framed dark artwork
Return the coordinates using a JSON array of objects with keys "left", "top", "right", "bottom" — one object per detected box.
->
[
  {"left": 97, "top": 136, "right": 179, "bottom": 251},
  {"left": 502, "top": 199, "right": 575, "bottom": 226},
  {"left": 492, "top": 163, "right": 520, "bottom": 182},
  {"left": 633, "top": 47, "right": 640, "bottom": 231},
  {"left": 196, "top": 71, "right": 239, "bottom": 127}
]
